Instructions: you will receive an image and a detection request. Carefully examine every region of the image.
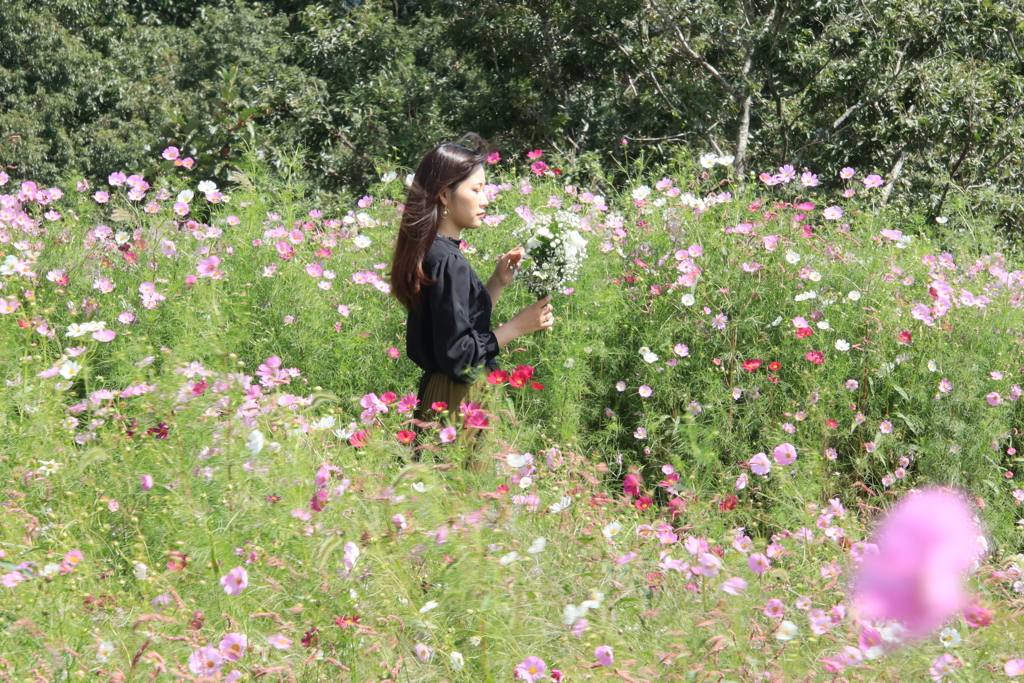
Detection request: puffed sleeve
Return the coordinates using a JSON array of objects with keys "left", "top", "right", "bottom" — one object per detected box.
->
[{"left": 427, "top": 252, "right": 500, "bottom": 382}]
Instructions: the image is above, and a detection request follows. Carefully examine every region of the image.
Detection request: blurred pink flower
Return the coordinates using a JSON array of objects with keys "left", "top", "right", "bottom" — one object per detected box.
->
[
  {"left": 852, "top": 489, "right": 980, "bottom": 638},
  {"left": 595, "top": 645, "right": 614, "bottom": 666},
  {"left": 773, "top": 443, "right": 797, "bottom": 465},
  {"left": 220, "top": 566, "right": 249, "bottom": 596},
  {"left": 140, "top": 475, "right": 154, "bottom": 491}
]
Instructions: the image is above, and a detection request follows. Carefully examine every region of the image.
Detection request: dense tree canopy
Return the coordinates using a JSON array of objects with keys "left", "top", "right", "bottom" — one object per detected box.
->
[{"left": 1, "top": 0, "right": 1022, "bottom": 227}]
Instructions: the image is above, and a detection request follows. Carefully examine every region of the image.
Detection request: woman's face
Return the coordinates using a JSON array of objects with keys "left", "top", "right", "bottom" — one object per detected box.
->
[{"left": 443, "top": 165, "right": 488, "bottom": 230}]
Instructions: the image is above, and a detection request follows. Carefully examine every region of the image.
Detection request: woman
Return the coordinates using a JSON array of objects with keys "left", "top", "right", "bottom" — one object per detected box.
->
[{"left": 390, "top": 135, "right": 553, "bottom": 448}]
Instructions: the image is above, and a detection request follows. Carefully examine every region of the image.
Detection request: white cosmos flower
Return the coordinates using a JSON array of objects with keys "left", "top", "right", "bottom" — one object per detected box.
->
[
  {"left": 419, "top": 600, "right": 439, "bottom": 613},
  {"left": 499, "top": 552, "right": 518, "bottom": 566},
  {"left": 681, "top": 293, "right": 695, "bottom": 306},
  {"left": 847, "top": 290, "right": 861, "bottom": 301},
  {"left": 699, "top": 153, "right": 718, "bottom": 168},
  {"left": 549, "top": 495, "right": 573, "bottom": 513},
  {"left": 785, "top": 251, "right": 801, "bottom": 264},
  {"left": 405, "top": 173, "right": 416, "bottom": 187},
  {"left": 450, "top": 652, "right": 464, "bottom": 670},
  {"left": 602, "top": 521, "right": 622, "bottom": 542},
  {"left": 197, "top": 180, "right": 217, "bottom": 194},
  {"left": 527, "top": 538, "right": 547, "bottom": 554},
  {"left": 59, "top": 360, "right": 83, "bottom": 379},
  {"left": 631, "top": 186, "right": 651, "bottom": 200},
  {"left": 245, "top": 429, "right": 265, "bottom": 455},
  {"left": 381, "top": 171, "right": 398, "bottom": 183},
  {"left": 353, "top": 235, "right": 372, "bottom": 249},
  {"left": 776, "top": 620, "right": 799, "bottom": 640},
  {"left": 835, "top": 339, "right": 851, "bottom": 352},
  {"left": 939, "top": 627, "right": 961, "bottom": 647},
  {"left": 816, "top": 321, "right": 830, "bottom": 330},
  {"left": 928, "top": 359, "right": 938, "bottom": 372},
  {"left": 176, "top": 189, "right": 194, "bottom": 203}
]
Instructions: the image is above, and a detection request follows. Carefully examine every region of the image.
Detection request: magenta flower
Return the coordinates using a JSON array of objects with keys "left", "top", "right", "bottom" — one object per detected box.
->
[
  {"left": 595, "top": 645, "right": 614, "bottom": 666},
  {"left": 773, "top": 443, "right": 797, "bottom": 465},
  {"left": 852, "top": 489, "right": 980, "bottom": 638},
  {"left": 515, "top": 656, "right": 546, "bottom": 682},
  {"left": 530, "top": 161, "right": 549, "bottom": 175},
  {"left": 526, "top": 149, "right": 544, "bottom": 159},
  {"left": 197, "top": 256, "right": 222, "bottom": 278},
  {"left": 963, "top": 604, "right": 993, "bottom": 628},
  {"left": 220, "top": 566, "right": 249, "bottom": 596},
  {"left": 188, "top": 647, "right": 223, "bottom": 676},
  {"left": 140, "top": 474, "right": 154, "bottom": 491},
  {"left": 219, "top": 633, "right": 248, "bottom": 661},
  {"left": 622, "top": 473, "right": 641, "bottom": 497}
]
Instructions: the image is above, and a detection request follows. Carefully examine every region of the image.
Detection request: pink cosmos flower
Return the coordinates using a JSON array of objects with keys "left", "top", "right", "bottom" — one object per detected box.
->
[
  {"left": 852, "top": 488, "right": 981, "bottom": 638},
  {"left": 220, "top": 566, "right": 249, "bottom": 596},
  {"left": 219, "top": 633, "right": 248, "bottom": 661},
  {"left": 94, "top": 191, "right": 110, "bottom": 203},
  {"left": 763, "top": 599, "right": 785, "bottom": 618},
  {"left": 487, "top": 152, "right": 501, "bottom": 164},
  {"left": 267, "top": 633, "right": 292, "bottom": 650},
  {"left": 987, "top": 392, "right": 1002, "bottom": 406},
  {"left": 515, "top": 656, "right": 546, "bottom": 682},
  {"left": 749, "top": 453, "right": 771, "bottom": 475},
  {"left": 92, "top": 330, "right": 116, "bottom": 342},
  {"left": 162, "top": 146, "right": 180, "bottom": 161},
  {"left": 188, "top": 647, "right": 223, "bottom": 676},
  {"left": 749, "top": 553, "right": 771, "bottom": 575},
  {"left": 140, "top": 475, "right": 154, "bottom": 491},
  {"left": 530, "top": 161, "right": 549, "bottom": 175},
  {"left": 439, "top": 426, "right": 457, "bottom": 443},
  {"left": 863, "top": 174, "right": 884, "bottom": 189},
  {"left": 773, "top": 443, "right": 797, "bottom": 465},
  {"left": 595, "top": 645, "right": 614, "bottom": 666},
  {"left": 526, "top": 149, "right": 544, "bottom": 159},
  {"left": 963, "top": 603, "right": 993, "bottom": 628},
  {"left": 1005, "top": 660, "right": 1024, "bottom": 676},
  {"left": 387, "top": 347, "right": 400, "bottom": 359},
  {"left": 1, "top": 572, "right": 24, "bottom": 587},
  {"left": 823, "top": 206, "right": 843, "bottom": 220},
  {"left": 173, "top": 202, "right": 190, "bottom": 217},
  {"left": 805, "top": 350, "right": 825, "bottom": 364},
  {"left": 840, "top": 167, "right": 855, "bottom": 179}
]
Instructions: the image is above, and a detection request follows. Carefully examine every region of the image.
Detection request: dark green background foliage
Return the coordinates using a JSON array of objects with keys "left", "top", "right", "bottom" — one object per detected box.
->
[{"left": 2, "top": 0, "right": 1023, "bottom": 227}]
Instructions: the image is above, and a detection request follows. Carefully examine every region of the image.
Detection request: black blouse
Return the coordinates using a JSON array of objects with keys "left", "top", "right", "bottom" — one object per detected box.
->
[{"left": 407, "top": 234, "right": 500, "bottom": 384}]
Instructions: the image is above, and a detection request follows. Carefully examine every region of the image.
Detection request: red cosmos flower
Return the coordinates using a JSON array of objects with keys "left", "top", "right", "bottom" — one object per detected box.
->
[
  {"left": 897, "top": 330, "right": 913, "bottom": 344},
  {"left": 381, "top": 391, "right": 398, "bottom": 405},
  {"left": 396, "top": 430, "right": 416, "bottom": 444},
  {"left": 826, "top": 419, "right": 838, "bottom": 428},
  {"left": 635, "top": 496, "right": 653, "bottom": 511},
  {"left": 552, "top": 168, "right": 563, "bottom": 176},
  {"left": 719, "top": 495, "right": 738, "bottom": 511},
  {"left": 795, "top": 327, "right": 814, "bottom": 339},
  {"left": 768, "top": 361, "right": 781, "bottom": 371},
  {"left": 509, "top": 364, "right": 535, "bottom": 387},
  {"left": 805, "top": 350, "right": 825, "bottom": 365},
  {"left": 496, "top": 484, "right": 510, "bottom": 495},
  {"left": 430, "top": 401, "right": 448, "bottom": 412},
  {"left": 191, "top": 380, "right": 208, "bottom": 395},
  {"left": 530, "top": 381, "right": 545, "bottom": 390},
  {"left": 349, "top": 430, "right": 369, "bottom": 448},
  {"left": 487, "top": 369, "right": 510, "bottom": 385},
  {"left": 465, "top": 413, "right": 489, "bottom": 429},
  {"left": 334, "top": 614, "right": 361, "bottom": 629},
  {"left": 742, "top": 359, "right": 763, "bottom": 372},
  {"left": 167, "top": 551, "right": 189, "bottom": 571}
]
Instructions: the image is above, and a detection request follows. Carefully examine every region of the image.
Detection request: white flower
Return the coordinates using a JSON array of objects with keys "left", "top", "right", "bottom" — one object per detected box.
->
[
  {"left": 699, "top": 153, "right": 718, "bottom": 168},
  {"left": 97, "top": 641, "right": 115, "bottom": 662},
  {"left": 419, "top": 600, "right": 439, "bottom": 613},
  {"left": 564, "top": 358, "right": 574, "bottom": 368},
  {"left": 602, "top": 521, "right": 622, "bottom": 542},
  {"left": 381, "top": 171, "right": 398, "bottom": 183},
  {"left": 59, "top": 360, "right": 83, "bottom": 380},
  {"left": 499, "top": 552, "right": 518, "bottom": 566},
  {"left": 835, "top": 339, "right": 851, "bottom": 352},
  {"left": 40, "top": 563, "right": 60, "bottom": 578},
  {"left": 507, "top": 453, "right": 529, "bottom": 468},
  {"left": 847, "top": 290, "right": 861, "bottom": 301},
  {"left": 176, "top": 189, "right": 194, "bottom": 203},
  {"left": 816, "top": 321, "right": 830, "bottom": 330},
  {"left": 353, "top": 235, "right": 372, "bottom": 249},
  {"left": 411, "top": 482, "right": 431, "bottom": 493},
  {"left": 716, "top": 155, "right": 735, "bottom": 166},
  {"left": 631, "top": 186, "right": 651, "bottom": 201},
  {"left": 927, "top": 359, "right": 938, "bottom": 372},
  {"left": 450, "top": 651, "right": 465, "bottom": 670},
  {"left": 770, "top": 316, "right": 783, "bottom": 327},
  {"left": 405, "top": 173, "right": 416, "bottom": 187},
  {"left": 245, "top": 429, "right": 265, "bottom": 455},
  {"left": 197, "top": 180, "right": 218, "bottom": 194},
  {"left": 775, "top": 620, "right": 799, "bottom": 641},
  {"left": 549, "top": 495, "right": 573, "bottom": 513},
  {"left": 134, "top": 562, "right": 148, "bottom": 580},
  {"left": 939, "top": 627, "right": 961, "bottom": 648},
  {"left": 808, "top": 271, "right": 822, "bottom": 282},
  {"left": 785, "top": 251, "right": 801, "bottom": 264},
  {"left": 681, "top": 293, "right": 695, "bottom": 306},
  {"left": 519, "top": 476, "right": 533, "bottom": 489},
  {"left": 527, "top": 538, "right": 547, "bottom": 554},
  {"left": 642, "top": 351, "right": 658, "bottom": 363},
  {"left": 935, "top": 216, "right": 948, "bottom": 224},
  {"left": 65, "top": 323, "right": 87, "bottom": 338}
]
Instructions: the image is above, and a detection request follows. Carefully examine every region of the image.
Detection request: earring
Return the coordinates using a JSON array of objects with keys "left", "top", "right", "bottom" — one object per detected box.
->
[{"left": 441, "top": 206, "right": 449, "bottom": 216}]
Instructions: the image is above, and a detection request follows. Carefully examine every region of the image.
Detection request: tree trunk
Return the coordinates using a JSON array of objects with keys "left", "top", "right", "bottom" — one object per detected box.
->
[
  {"left": 880, "top": 149, "right": 906, "bottom": 205},
  {"left": 733, "top": 93, "right": 752, "bottom": 191}
]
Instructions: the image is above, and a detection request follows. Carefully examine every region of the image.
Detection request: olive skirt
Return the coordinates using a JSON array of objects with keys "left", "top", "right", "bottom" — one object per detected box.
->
[{"left": 414, "top": 367, "right": 500, "bottom": 451}]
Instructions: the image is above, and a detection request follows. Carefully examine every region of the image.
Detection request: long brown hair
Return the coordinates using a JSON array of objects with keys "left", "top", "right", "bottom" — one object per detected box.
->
[{"left": 390, "top": 134, "right": 490, "bottom": 311}]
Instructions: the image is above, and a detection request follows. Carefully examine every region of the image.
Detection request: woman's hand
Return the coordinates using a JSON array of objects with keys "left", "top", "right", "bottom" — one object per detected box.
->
[
  {"left": 489, "top": 247, "right": 524, "bottom": 289},
  {"left": 494, "top": 295, "right": 554, "bottom": 347}
]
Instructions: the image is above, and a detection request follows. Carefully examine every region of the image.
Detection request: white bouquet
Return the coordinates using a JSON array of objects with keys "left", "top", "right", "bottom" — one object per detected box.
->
[{"left": 515, "top": 210, "right": 589, "bottom": 299}]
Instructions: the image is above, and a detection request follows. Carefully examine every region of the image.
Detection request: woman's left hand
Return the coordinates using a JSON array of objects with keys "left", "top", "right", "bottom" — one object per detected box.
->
[{"left": 491, "top": 247, "right": 524, "bottom": 288}]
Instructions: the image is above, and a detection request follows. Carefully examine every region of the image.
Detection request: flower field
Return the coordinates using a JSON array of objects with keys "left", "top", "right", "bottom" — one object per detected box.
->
[{"left": 2, "top": 147, "right": 1024, "bottom": 681}]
